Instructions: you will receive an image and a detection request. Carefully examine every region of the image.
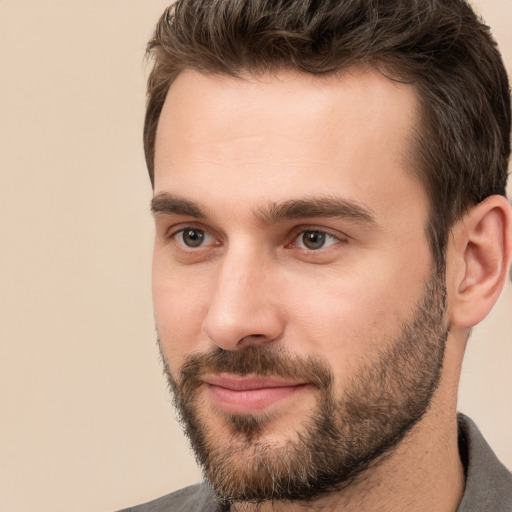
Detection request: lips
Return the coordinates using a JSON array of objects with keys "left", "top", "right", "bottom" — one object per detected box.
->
[{"left": 202, "top": 374, "right": 308, "bottom": 414}]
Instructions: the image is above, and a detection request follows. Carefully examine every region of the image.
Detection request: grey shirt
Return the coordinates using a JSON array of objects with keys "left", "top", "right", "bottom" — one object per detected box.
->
[{"left": 119, "top": 414, "right": 512, "bottom": 511}]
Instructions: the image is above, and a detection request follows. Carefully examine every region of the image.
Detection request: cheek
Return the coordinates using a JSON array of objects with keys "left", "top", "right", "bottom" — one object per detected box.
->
[
  {"left": 282, "top": 264, "right": 425, "bottom": 373},
  {"left": 285, "top": 283, "right": 388, "bottom": 365},
  {"left": 152, "top": 257, "right": 213, "bottom": 369}
]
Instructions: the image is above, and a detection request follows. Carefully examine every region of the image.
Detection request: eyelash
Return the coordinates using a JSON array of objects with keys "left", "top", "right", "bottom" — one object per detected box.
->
[
  {"left": 170, "top": 226, "right": 219, "bottom": 249},
  {"left": 288, "top": 230, "right": 341, "bottom": 250},
  {"left": 168, "top": 225, "right": 345, "bottom": 252}
]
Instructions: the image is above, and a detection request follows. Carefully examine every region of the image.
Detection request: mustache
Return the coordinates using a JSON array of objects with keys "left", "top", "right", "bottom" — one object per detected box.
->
[{"left": 165, "top": 345, "right": 333, "bottom": 393}]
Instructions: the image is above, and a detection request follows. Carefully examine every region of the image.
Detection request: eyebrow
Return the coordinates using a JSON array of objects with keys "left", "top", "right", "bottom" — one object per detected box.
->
[
  {"left": 151, "top": 193, "right": 206, "bottom": 218},
  {"left": 256, "top": 197, "right": 377, "bottom": 226},
  {"left": 151, "top": 192, "right": 376, "bottom": 226}
]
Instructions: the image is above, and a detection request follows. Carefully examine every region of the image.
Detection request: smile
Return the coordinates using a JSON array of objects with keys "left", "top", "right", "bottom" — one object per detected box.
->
[{"left": 202, "top": 375, "right": 309, "bottom": 414}]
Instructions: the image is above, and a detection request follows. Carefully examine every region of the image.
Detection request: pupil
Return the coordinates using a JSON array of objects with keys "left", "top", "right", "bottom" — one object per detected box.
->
[
  {"left": 303, "top": 231, "right": 325, "bottom": 250},
  {"left": 183, "top": 229, "right": 204, "bottom": 247}
]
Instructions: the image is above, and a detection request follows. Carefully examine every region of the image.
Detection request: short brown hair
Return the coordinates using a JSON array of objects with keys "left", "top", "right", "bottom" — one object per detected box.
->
[{"left": 144, "top": 0, "right": 510, "bottom": 264}]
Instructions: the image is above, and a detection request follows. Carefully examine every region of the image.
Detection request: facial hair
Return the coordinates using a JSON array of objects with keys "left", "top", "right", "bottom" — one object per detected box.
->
[{"left": 160, "top": 270, "right": 448, "bottom": 506}]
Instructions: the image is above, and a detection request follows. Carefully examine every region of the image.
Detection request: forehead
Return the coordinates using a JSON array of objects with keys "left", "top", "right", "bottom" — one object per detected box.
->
[{"left": 153, "top": 68, "right": 425, "bottom": 223}]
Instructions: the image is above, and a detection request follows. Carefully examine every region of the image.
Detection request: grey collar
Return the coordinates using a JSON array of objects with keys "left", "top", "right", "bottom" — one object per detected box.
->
[{"left": 456, "top": 413, "right": 512, "bottom": 511}]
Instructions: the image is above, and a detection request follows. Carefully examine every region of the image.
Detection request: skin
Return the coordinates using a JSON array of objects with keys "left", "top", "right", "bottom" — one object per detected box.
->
[{"left": 151, "top": 68, "right": 512, "bottom": 511}]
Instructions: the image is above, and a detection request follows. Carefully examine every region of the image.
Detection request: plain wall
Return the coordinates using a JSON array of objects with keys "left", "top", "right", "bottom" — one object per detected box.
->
[{"left": 0, "top": 1, "right": 510, "bottom": 511}]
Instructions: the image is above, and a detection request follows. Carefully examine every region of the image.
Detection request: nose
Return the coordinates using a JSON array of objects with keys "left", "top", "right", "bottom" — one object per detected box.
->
[{"left": 202, "top": 250, "right": 285, "bottom": 351}]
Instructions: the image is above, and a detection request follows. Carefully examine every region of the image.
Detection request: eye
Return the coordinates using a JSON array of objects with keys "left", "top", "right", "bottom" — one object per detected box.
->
[
  {"left": 174, "top": 227, "right": 216, "bottom": 248},
  {"left": 293, "top": 230, "right": 339, "bottom": 250}
]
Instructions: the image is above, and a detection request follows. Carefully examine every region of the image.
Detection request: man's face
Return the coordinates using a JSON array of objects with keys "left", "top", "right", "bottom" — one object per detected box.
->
[{"left": 152, "top": 69, "right": 448, "bottom": 503}]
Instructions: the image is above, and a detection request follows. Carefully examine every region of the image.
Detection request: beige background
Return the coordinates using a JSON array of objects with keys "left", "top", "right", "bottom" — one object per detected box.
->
[{"left": 0, "top": 1, "right": 510, "bottom": 511}]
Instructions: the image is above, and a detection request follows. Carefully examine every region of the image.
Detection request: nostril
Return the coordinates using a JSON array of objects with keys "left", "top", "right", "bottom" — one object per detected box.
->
[{"left": 237, "top": 333, "right": 274, "bottom": 348}]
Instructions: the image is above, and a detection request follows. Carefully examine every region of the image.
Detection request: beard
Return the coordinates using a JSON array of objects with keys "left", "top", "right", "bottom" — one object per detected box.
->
[{"left": 160, "top": 269, "right": 448, "bottom": 507}]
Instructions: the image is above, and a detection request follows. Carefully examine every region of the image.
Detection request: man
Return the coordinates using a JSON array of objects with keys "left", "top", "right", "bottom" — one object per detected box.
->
[{"left": 122, "top": 0, "right": 512, "bottom": 510}]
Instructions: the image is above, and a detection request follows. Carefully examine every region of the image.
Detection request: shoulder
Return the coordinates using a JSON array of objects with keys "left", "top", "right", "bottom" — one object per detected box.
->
[
  {"left": 457, "top": 413, "right": 512, "bottom": 511},
  {"left": 116, "top": 482, "right": 222, "bottom": 512}
]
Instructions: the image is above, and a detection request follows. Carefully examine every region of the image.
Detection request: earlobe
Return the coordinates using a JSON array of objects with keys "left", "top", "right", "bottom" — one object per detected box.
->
[{"left": 449, "top": 195, "right": 512, "bottom": 329}]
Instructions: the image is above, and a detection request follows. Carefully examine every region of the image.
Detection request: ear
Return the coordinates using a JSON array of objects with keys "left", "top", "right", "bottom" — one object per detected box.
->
[{"left": 448, "top": 195, "right": 512, "bottom": 329}]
